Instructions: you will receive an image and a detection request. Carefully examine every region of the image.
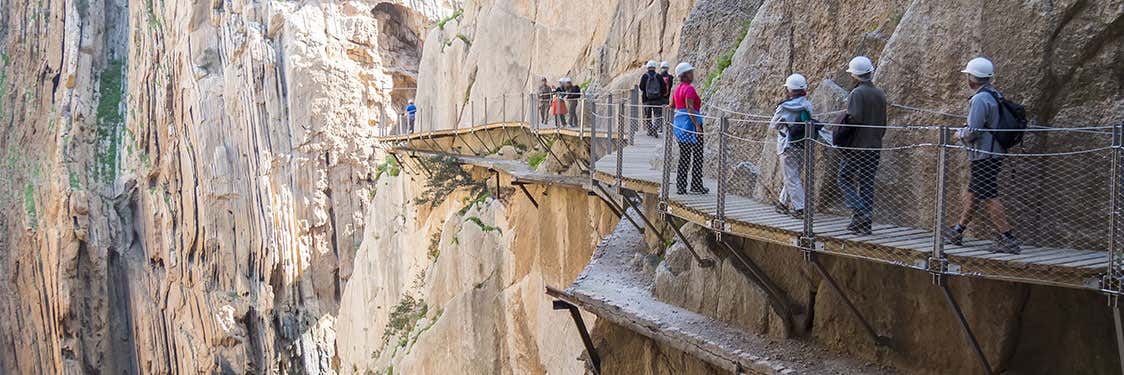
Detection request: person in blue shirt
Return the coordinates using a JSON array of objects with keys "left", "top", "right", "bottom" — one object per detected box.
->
[{"left": 405, "top": 100, "right": 417, "bottom": 133}]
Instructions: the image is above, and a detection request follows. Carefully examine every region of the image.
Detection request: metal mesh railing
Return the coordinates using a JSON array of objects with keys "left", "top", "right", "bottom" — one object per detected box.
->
[{"left": 376, "top": 87, "right": 1124, "bottom": 293}]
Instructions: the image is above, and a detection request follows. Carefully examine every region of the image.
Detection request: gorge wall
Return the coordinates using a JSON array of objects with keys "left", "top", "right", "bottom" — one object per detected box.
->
[{"left": 1, "top": 0, "right": 1122, "bottom": 373}]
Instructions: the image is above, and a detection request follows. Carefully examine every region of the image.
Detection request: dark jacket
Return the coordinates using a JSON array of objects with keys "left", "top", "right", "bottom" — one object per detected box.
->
[
  {"left": 639, "top": 70, "right": 665, "bottom": 104},
  {"left": 658, "top": 72, "right": 674, "bottom": 104},
  {"left": 837, "top": 80, "right": 887, "bottom": 148},
  {"left": 554, "top": 85, "right": 581, "bottom": 100}
]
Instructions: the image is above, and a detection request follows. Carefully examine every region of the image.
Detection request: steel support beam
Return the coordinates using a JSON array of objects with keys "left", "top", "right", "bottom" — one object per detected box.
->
[
  {"left": 513, "top": 181, "right": 539, "bottom": 208},
  {"left": 938, "top": 279, "right": 993, "bottom": 375},
  {"left": 717, "top": 239, "right": 800, "bottom": 334},
  {"left": 546, "top": 287, "right": 602, "bottom": 374},
  {"left": 663, "top": 212, "right": 716, "bottom": 268},
  {"left": 592, "top": 182, "right": 645, "bottom": 235},
  {"left": 809, "top": 253, "right": 890, "bottom": 347}
]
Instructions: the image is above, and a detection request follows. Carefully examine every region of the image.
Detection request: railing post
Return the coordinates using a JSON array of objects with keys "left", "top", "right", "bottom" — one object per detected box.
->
[
  {"left": 606, "top": 94, "right": 615, "bottom": 163},
  {"left": 715, "top": 116, "right": 729, "bottom": 235},
  {"left": 932, "top": 126, "right": 950, "bottom": 279},
  {"left": 471, "top": 99, "right": 476, "bottom": 126},
  {"left": 801, "top": 121, "right": 816, "bottom": 248},
  {"left": 659, "top": 106, "right": 672, "bottom": 213},
  {"left": 502, "top": 93, "right": 507, "bottom": 123},
  {"left": 484, "top": 97, "right": 489, "bottom": 124},
  {"left": 1109, "top": 123, "right": 1122, "bottom": 292},
  {"left": 616, "top": 100, "right": 625, "bottom": 193},
  {"left": 590, "top": 100, "right": 599, "bottom": 187},
  {"left": 628, "top": 86, "right": 639, "bottom": 145}
]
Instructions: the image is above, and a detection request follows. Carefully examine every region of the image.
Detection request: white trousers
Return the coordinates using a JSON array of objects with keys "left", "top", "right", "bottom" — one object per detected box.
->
[{"left": 778, "top": 149, "right": 805, "bottom": 210}]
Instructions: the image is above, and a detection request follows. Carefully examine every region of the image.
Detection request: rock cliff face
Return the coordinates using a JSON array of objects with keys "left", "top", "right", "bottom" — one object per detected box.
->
[
  {"left": 0, "top": 0, "right": 460, "bottom": 371},
  {"left": 1, "top": 0, "right": 1121, "bottom": 373}
]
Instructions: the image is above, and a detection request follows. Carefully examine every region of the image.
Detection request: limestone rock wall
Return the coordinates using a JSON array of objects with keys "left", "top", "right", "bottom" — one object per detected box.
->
[
  {"left": 0, "top": 0, "right": 458, "bottom": 371},
  {"left": 335, "top": 158, "right": 616, "bottom": 374},
  {"left": 413, "top": 0, "right": 696, "bottom": 131}
]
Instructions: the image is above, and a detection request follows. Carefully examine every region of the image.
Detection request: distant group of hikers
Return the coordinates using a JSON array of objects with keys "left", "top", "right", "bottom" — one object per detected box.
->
[
  {"left": 665, "top": 56, "right": 1022, "bottom": 254},
  {"left": 538, "top": 77, "right": 583, "bottom": 127}
]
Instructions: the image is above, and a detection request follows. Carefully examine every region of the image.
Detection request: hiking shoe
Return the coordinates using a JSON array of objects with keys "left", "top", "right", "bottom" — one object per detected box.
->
[
  {"left": 848, "top": 219, "right": 872, "bottom": 235},
  {"left": 942, "top": 226, "right": 964, "bottom": 246},
  {"left": 774, "top": 203, "right": 790, "bottom": 215},
  {"left": 790, "top": 209, "right": 805, "bottom": 219},
  {"left": 690, "top": 187, "right": 710, "bottom": 195},
  {"left": 992, "top": 236, "right": 1021, "bottom": 254}
]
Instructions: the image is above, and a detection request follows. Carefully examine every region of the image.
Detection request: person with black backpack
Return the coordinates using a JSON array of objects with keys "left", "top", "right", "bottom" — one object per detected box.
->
[
  {"left": 639, "top": 60, "right": 666, "bottom": 137},
  {"left": 943, "top": 57, "right": 1023, "bottom": 254}
]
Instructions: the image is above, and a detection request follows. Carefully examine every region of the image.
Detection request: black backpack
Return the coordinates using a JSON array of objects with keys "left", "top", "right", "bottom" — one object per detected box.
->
[
  {"left": 643, "top": 71, "right": 662, "bottom": 100},
  {"left": 983, "top": 89, "right": 1028, "bottom": 149},
  {"left": 786, "top": 110, "right": 822, "bottom": 146}
]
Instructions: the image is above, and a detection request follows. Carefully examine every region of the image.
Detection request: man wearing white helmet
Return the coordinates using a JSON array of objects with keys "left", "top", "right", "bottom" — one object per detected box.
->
[
  {"left": 639, "top": 60, "right": 665, "bottom": 137},
  {"left": 771, "top": 73, "right": 817, "bottom": 219},
  {"left": 835, "top": 56, "right": 887, "bottom": 234},
  {"left": 944, "top": 57, "right": 1020, "bottom": 254}
]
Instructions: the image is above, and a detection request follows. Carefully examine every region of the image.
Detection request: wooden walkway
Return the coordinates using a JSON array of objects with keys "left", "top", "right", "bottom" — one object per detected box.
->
[
  {"left": 383, "top": 122, "right": 1111, "bottom": 291},
  {"left": 592, "top": 136, "right": 1110, "bottom": 291}
]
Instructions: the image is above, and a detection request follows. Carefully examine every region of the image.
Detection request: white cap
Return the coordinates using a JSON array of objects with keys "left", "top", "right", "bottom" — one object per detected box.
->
[
  {"left": 660, "top": 61, "right": 670, "bottom": 69},
  {"left": 560, "top": 77, "right": 572, "bottom": 83},
  {"left": 961, "top": 57, "right": 994, "bottom": 78},
  {"left": 408, "top": 99, "right": 414, "bottom": 104},
  {"left": 846, "top": 56, "right": 875, "bottom": 75},
  {"left": 646, "top": 60, "right": 657, "bottom": 69},
  {"left": 784, "top": 74, "right": 808, "bottom": 90},
  {"left": 675, "top": 62, "right": 694, "bottom": 77}
]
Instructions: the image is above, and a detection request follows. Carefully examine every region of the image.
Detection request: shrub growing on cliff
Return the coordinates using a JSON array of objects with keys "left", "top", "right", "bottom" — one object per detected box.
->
[
  {"left": 383, "top": 295, "right": 428, "bottom": 345},
  {"left": 414, "top": 155, "right": 485, "bottom": 207},
  {"left": 527, "top": 151, "right": 547, "bottom": 170},
  {"left": 703, "top": 20, "right": 751, "bottom": 90},
  {"left": 96, "top": 59, "right": 126, "bottom": 184},
  {"left": 466, "top": 216, "right": 502, "bottom": 234},
  {"left": 436, "top": 9, "right": 463, "bottom": 30}
]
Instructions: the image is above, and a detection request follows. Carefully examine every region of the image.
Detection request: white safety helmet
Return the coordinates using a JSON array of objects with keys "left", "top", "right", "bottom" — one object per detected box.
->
[
  {"left": 846, "top": 56, "right": 875, "bottom": 75},
  {"left": 559, "top": 77, "right": 572, "bottom": 83},
  {"left": 961, "top": 57, "right": 994, "bottom": 78},
  {"left": 408, "top": 99, "right": 414, "bottom": 104},
  {"left": 659, "top": 61, "right": 670, "bottom": 69},
  {"left": 675, "top": 62, "right": 694, "bottom": 77},
  {"left": 784, "top": 74, "right": 808, "bottom": 90},
  {"left": 646, "top": 60, "right": 657, "bottom": 69}
]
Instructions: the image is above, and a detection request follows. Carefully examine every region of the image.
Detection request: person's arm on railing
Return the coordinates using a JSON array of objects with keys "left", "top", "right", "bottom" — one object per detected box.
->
[{"left": 686, "top": 97, "right": 702, "bottom": 132}]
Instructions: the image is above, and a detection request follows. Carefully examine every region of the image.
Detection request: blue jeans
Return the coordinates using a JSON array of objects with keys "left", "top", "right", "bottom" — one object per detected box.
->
[{"left": 837, "top": 149, "right": 880, "bottom": 220}]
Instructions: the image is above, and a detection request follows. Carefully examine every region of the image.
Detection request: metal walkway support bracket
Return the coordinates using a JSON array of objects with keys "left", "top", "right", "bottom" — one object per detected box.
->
[
  {"left": 664, "top": 212, "right": 717, "bottom": 268},
  {"left": 512, "top": 181, "right": 539, "bottom": 208},
  {"left": 935, "top": 274, "right": 994, "bottom": 375},
  {"left": 718, "top": 239, "right": 802, "bottom": 334},
  {"left": 806, "top": 249, "right": 891, "bottom": 347},
  {"left": 591, "top": 181, "right": 645, "bottom": 235},
  {"left": 546, "top": 287, "right": 602, "bottom": 374}
]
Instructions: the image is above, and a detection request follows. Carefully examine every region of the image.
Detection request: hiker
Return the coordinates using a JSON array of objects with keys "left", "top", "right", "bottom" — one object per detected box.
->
[
  {"left": 771, "top": 74, "right": 815, "bottom": 219},
  {"left": 658, "top": 61, "right": 675, "bottom": 123},
  {"left": 639, "top": 60, "right": 666, "bottom": 137},
  {"left": 943, "top": 57, "right": 1021, "bottom": 254},
  {"left": 834, "top": 56, "right": 887, "bottom": 235},
  {"left": 555, "top": 77, "right": 582, "bottom": 127},
  {"left": 405, "top": 99, "right": 417, "bottom": 133},
  {"left": 672, "top": 62, "right": 708, "bottom": 195},
  {"left": 537, "top": 77, "right": 553, "bottom": 126}
]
